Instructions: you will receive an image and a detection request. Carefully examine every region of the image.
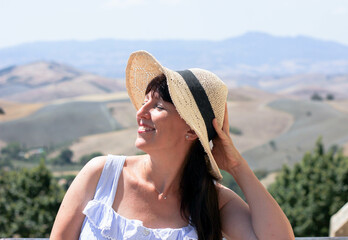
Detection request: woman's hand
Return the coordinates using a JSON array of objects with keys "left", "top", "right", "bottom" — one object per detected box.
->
[{"left": 212, "top": 103, "right": 245, "bottom": 172}]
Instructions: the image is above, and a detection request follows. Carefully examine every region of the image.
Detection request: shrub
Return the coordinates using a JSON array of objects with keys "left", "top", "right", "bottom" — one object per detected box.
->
[
  {"left": 51, "top": 148, "right": 73, "bottom": 165},
  {"left": 269, "top": 140, "right": 277, "bottom": 150},
  {"left": 326, "top": 93, "right": 334, "bottom": 100},
  {"left": 311, "top": 92, "right": 323, "bottom": 101},
  {"left": 1, "top": 142, "right": 24, "bottom": 161},
  {"left": 229, "top": 126, "right": 243, "bottom": 135},
  {"left": 0, "top": 161, "right": 64, "bottom": 237},
  {"left": 268, "top": 137, "right": 348, "bottom": 236}
]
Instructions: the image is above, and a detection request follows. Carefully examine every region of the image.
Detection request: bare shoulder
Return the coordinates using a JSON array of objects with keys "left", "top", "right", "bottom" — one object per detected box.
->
[
  {"left": 71, "top": 155, "right": 108, "bottom": 191},
  {"left": 74, "top": 155, "right": 108, "bottom": 197},
  {"left": 61, "top": 155, "right": 107, "bottom": 206},
  {"left": 81, "top": 155, "right": 107, "bottom": 177},
  {"left": 50, "top": 155, "right": 108, "bottom": 239}
]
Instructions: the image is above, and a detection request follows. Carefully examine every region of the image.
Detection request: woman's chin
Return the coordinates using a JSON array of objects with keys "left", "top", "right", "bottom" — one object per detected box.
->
[{"left": 135, "top": 139, "right": 149, "bottom": 152}]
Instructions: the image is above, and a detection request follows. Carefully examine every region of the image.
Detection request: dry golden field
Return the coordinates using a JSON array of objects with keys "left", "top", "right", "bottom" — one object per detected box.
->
[
  {"left": 70, "top": 127, "right": 139, "bottom": 162},
  {"left": 0, "top": 99, "right": 44, "bottom": 122}
]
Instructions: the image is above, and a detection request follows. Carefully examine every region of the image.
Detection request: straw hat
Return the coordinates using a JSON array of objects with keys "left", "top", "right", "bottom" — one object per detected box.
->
[{"left": 126, "top": 50, "right": 228, "bottom": 180}]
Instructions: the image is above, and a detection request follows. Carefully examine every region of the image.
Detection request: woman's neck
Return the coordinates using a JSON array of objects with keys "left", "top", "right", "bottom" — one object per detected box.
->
[{"left": 142, "top": 148, "right": 189, "bottom": 199}]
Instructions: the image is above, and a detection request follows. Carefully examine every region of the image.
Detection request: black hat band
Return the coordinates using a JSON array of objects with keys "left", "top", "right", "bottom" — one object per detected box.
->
[{"left": 176, "top": 70, "right": 216, "bottom": 141}]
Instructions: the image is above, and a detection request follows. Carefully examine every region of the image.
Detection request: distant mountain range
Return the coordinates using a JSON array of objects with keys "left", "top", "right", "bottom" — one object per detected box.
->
[
  {"left": 1, "top": 32, "right": 348, "bottom": 79},
  {"left": 1, "top": 32, "right": 348, "bottom": 102}
]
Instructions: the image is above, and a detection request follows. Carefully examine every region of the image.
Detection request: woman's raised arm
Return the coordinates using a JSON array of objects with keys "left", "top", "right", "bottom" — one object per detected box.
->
[
  {"left": 50, "top": 156, "right": 106, "bottom": 240},
  {"left": 212, "top": 105, "right": 295, "bottom": 240}
]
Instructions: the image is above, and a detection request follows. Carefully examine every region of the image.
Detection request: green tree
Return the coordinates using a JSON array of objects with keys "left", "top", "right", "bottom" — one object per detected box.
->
[
  {"left": 0, "top": 154, "right": 13, "bottom": 169},
  {"left": 0, "top": 161, "right": 65, "bottom": 237},
  {"left": 269, "top": 140, "right": 277, "bottom": 151},
  {"left": 0, "top": 142, "right": 25, "bottom": 169},
  {"left": 268, "top": 137, "right": 348, "bottom": 236},
  {"left": 326, "top": 93, "right": 335, "bottom": 100},
  {"left": 1, "top": 142, "right": 24, "bottom": 161},
  {"left": 59, "top": 149, "right": 73, "bottom": 164},
  {"left": 311, "top": 92, "right": 323, "bottom": 101},
  {"left": 51, "top": 148, "right": 73, "bottom": 165}
]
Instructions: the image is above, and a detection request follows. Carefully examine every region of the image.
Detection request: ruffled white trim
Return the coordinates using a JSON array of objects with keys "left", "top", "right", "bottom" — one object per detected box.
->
[{"left": 82, "top": 199, "right": 198, "bottom": 240}]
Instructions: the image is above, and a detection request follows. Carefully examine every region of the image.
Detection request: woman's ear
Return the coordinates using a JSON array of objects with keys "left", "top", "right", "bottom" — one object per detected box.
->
[{"left": 185, "top": 129, "right": 198, "bottom": 141}]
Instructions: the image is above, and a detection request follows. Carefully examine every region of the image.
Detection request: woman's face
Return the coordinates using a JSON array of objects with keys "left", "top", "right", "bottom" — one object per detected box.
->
[{"left": 135, "top": 91, "right": 190, "bottom": 153}]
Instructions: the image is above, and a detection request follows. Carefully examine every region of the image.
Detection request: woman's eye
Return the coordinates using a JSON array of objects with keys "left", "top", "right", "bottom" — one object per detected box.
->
[{"left": 156, "top": 105, "right": 164, "bottom": 110}]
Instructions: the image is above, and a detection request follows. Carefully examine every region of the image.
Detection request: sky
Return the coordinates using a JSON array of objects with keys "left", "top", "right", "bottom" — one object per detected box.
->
[{"left": 1, "top": 0, "right": 348, "bottom": 48}]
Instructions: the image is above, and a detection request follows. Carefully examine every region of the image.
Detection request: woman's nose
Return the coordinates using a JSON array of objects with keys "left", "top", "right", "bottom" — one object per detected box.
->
[{"left": 136, "top": 104, "right": 151, "bottom": 119}]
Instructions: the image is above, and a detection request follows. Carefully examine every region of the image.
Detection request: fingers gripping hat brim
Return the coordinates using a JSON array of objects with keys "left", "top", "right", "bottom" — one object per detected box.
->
[{"left": 126, "top": 50, "right": 228, "bottom": 180}]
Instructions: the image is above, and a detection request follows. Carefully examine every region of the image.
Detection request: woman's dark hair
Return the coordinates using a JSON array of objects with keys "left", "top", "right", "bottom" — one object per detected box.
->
[
  {"left": 145, "top": 74, "right": 222, "bottom": 240},
  {"left": 145, "top": 74, "right": 173, "bottom": 104}
]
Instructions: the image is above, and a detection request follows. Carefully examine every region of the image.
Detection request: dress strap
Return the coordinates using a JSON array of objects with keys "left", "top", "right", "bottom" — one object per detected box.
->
[{"left": 93, "top": 155, "right": 126, "bottom": 206}]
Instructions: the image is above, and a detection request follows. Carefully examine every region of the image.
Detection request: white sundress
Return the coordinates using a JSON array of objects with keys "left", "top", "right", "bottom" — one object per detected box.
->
[{"left": 79, "top": 154, "right": 198, "bottom": 240}]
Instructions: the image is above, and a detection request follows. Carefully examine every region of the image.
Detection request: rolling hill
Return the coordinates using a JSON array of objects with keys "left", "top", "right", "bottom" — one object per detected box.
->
[
  {"left": 258, "top": 74, "right": 348, "bottom": 99},
  {"left": 0, "top": 100, "right": 125, "bottom": 148},
  {"left": 0, "top": 86, "right": 347, "bottom": 173},
  {"left": 0, "top": 61, "right": 125, "bottom": 102},
  {"left": 243, "top": 98, "right": 348, "bottom": 171}
]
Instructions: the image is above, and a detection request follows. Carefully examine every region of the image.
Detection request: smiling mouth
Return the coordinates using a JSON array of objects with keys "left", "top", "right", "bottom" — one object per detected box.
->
[{"left": 138, "top": 126, "right": 156, "bottom": 133}]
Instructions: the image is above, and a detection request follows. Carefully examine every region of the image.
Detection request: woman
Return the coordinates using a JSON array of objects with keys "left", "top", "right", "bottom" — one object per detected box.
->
[{"left": 50, "top": 51, "right": 295, "bottom": 239}]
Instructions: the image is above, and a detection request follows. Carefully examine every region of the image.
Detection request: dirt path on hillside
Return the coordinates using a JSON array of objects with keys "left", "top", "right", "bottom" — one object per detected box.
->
[
  {"left": 328, "top": 100, "right": 348, "bottom": 114},
  {"left": 227, "top": 88, "right": 294, "bottom": 153}
]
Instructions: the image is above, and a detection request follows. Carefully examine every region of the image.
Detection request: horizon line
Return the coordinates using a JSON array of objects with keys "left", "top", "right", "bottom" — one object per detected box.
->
[{"left": 1, "top": 31, "right": 348, "bottom": 49}]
